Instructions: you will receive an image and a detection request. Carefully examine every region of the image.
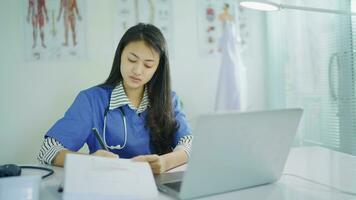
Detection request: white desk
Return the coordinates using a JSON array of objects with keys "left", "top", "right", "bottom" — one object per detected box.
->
[{"left": 28, "top": 147, "right": 356, "bottom": 199}]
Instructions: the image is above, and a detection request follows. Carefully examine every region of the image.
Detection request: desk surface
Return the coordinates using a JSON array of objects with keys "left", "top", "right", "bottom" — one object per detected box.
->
[{"left": 26, "top": 147, "right": 356, "bottom": 199}]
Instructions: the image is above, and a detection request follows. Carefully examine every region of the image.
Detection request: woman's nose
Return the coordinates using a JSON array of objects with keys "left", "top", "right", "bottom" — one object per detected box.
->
[{"left": 132, "top": 63, "right": 143, "bottom": 75}]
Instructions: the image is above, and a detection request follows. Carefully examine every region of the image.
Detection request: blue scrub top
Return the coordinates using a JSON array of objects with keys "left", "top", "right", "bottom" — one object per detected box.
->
[{"left": 45, "top": 86, "right": 192, "bottom": 158}]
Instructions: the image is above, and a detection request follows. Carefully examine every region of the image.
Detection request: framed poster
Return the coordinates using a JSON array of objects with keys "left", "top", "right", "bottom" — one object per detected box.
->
[
  {"left": 197, "top": 0, "right": 237, "bottom": 56},
  {"left": 23, "top": 0, "right": 87, "bottom": 61},
  {"left": 113, "top": 0, "right": 173, "bottom": 52}
]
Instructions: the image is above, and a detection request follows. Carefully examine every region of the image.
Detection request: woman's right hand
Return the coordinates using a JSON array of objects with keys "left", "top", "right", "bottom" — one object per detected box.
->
[{"left": 91, "top": 150, "right": 119, "bottom": 159}]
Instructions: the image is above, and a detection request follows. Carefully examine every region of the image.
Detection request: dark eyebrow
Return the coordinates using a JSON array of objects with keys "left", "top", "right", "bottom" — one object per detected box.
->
[{"left": 129, "top": 52, "right": 155, "bottom": 62}]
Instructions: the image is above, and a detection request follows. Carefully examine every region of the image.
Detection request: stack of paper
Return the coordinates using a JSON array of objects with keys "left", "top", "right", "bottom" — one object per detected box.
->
[{"left": 63, "top": 154, "right": 158, "bottom": 200}]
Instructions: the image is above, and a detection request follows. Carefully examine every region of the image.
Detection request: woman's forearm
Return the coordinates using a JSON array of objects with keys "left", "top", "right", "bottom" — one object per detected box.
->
[
  {"left": 52, "top": 149, "right": 118, "bottom": 167},
  {"left": 161, "top": 149, "right": 188, "bottom": 171},
  {"left": 52, "top": 149, "right": 83, "bottom": 167}
]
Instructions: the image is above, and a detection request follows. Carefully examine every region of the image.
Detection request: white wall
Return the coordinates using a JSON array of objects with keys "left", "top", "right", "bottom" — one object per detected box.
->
[{"left": 0, "top": 0, "right": 266, "bottom": 164}]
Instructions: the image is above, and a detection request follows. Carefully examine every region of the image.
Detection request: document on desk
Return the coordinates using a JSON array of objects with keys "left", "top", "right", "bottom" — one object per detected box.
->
[{"left": 63, "top": 154, "right": 158, "bottom": 200}]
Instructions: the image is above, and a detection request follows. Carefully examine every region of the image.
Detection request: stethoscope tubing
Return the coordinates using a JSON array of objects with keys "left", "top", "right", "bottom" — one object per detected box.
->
[{"left": 102, "top": 107, "right": 128, "bottom": 150}]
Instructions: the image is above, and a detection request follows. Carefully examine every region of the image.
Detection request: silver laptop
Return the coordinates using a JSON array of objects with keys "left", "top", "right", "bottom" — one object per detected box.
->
[{"left": 155, "top": 108, "right": 303, "bottom": 199}]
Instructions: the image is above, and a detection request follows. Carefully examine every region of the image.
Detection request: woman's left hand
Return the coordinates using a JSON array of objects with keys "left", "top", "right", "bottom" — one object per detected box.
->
[{"left": 132, "top": 154, "right": 167, "bottom": 174}]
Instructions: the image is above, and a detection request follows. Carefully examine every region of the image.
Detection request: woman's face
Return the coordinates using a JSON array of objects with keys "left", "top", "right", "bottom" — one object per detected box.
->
[{"left": 120, "top": 40, "right": 160, "bottom": 91}]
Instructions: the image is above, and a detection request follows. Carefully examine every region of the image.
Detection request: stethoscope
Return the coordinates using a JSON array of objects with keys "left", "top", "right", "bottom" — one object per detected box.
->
[{"left": 102, "top": 106, "right": 128, "bottom": 150}]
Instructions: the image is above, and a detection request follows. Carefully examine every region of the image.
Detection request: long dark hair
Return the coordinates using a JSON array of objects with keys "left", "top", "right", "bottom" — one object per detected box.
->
[{"left": 101, "top": 23, "right": 178, "bottom": 155}]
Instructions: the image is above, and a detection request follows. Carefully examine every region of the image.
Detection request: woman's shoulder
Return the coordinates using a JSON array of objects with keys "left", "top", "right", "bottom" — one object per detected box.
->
[
  {"left": 171, "top": 90, "right": 178, "bottom": 99},
  {"left": 170, "top": 91, "right": 182, "bottom": 106},
  {"left": 79, "top": 85, "right": 114, "bottom": 100}
]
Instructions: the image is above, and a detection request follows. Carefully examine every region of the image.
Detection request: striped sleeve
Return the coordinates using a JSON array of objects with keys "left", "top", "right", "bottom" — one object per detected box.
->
[
  {"left": 173, "top": 135, "right": 193, "bottom": 158},
  {"left": 37, "top": 137, "right": 65, "bottom": 165}
]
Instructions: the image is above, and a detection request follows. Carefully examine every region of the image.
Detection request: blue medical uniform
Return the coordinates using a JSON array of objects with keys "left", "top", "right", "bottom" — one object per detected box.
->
[{"left": 45, "top": 86, "right": 191, "bottom": 158}]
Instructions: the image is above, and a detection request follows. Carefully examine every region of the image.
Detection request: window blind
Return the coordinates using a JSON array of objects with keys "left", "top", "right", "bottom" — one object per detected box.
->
[{"left": 265, "top": 0, "right": 356, "bottom": 155}]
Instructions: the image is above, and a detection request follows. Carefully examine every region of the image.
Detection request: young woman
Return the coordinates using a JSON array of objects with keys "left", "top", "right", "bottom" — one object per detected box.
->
[{"left": 37, "top": 23, "right": 192, "bottom": 174}]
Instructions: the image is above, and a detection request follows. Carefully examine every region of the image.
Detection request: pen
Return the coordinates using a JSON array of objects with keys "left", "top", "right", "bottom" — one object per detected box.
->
[
  {"left": 57, "top": 182, "right": 63, "bottom": 193},
  {"left": 92, "top": 128, "right": 109, "bottom": 151}
]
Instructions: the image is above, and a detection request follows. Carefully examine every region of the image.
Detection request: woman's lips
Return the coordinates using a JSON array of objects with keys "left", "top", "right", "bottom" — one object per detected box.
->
[{"left": 129, "top": 76, "right": 141, "bottom": 82}]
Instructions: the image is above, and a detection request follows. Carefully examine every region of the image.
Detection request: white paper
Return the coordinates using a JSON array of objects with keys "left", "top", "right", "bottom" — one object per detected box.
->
[{"left": 63, "top": 154, "right": 158, "bottom": 200}]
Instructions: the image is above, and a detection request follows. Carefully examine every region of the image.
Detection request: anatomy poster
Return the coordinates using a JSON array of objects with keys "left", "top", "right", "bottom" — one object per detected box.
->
[
  {"left": 23, "top": 0, "right": 87, "bottom": 61},
  {"left": 197, "top": 0, "right": 237, "bottom": 56},
  {"left": 113, "top": 0, "right": 173, "bottom": 52}
]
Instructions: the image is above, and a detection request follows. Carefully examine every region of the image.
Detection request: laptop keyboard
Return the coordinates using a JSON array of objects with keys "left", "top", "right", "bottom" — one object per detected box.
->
[{"left": 164, "top": 181, "right": 182, "bottom": 192}]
